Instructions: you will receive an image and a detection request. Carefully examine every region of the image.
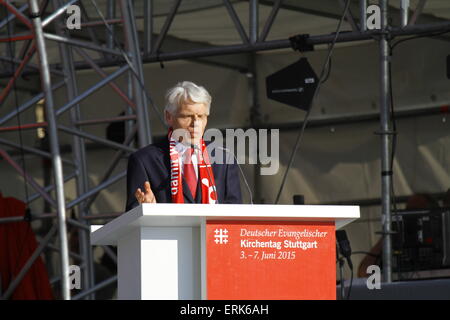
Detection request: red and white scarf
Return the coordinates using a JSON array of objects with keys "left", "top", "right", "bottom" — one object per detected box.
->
[{"left": 168, "top": 128, "right": 217, "bottom": 204}]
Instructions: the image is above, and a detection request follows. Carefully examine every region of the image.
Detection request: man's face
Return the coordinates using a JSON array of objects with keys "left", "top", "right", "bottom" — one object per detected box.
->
[{"left": 165, "top": 102, "right": 209, "bottom": 145}]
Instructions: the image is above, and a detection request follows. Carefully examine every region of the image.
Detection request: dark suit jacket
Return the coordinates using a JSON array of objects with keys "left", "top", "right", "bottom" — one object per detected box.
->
[{"left": 125, "top": 140, "right": 242, "bottom": 211}]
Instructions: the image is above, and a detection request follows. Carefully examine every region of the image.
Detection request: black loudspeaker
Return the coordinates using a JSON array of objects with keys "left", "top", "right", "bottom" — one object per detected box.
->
[{"left": 266, "top": 58, "right": 318, "bottom": 111}]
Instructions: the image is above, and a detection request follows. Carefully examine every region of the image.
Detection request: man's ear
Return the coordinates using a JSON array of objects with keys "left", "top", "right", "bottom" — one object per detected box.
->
[{"left": 165, "top": 110, "right": 173, "bottom": 126}]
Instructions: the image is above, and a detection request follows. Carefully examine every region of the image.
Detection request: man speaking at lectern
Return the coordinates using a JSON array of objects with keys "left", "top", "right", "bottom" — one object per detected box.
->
[{"left": 125, "top": 81, "right": 242, "bottom": 211}]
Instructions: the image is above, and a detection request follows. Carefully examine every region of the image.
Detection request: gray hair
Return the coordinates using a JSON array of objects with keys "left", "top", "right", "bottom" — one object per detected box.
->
[{"left": 164, "top": 81, "right": 212, "bottom": 115}]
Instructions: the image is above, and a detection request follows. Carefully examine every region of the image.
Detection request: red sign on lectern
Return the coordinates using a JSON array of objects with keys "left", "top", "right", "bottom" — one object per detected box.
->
[{"left": 206, "top": 221, "right": 336, "bottom": 300}]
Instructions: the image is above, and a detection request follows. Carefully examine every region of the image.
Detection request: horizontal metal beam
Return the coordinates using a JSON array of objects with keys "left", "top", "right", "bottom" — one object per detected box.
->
[
  {"left": 0, "top": 137, "right": 75, "bottom": 166},
  {"left": 320, "top": 192, "right": 450, "bottom": 208},
  {"left": 0, "top": 148, "right": 57, "bottom": 207},
  {"left": 55, "top": 65, "right": 129, "bottom": 117},
  {"left": 65, "top": 171, "right": 127, "bottom": 210},
  {"left": 72, "top": 275, "right": 117, "bottom": 300},
  {"left": 0, "top": 80, "right": 65, "bottom": 126},
  {"left": 58, "top": 125, "right": 136, "bottom": 153},
  {"left": 44, "top": 33, "right": 123, "bottom": 56},
  {"left": 85, "top": 126, "right": 137, "bottom": 209},
  {"left": 44, "top": 242, "right": 84, "bottom": 261},
  {"left": 1, "top": 0, "right": 33, "bottom": 29},
  {"left": 0, "top": 211, "right": 90, "bottom": 232},
  {"left": 27, "top": 172, "right": 78, "bottom": 204},
  {"left": 50, "top": 21, "right": 450, "bottom": 72},
  {"left": 0, "top": 121, "right": 46, "bottom": 132},
  {"left": 0, "top": 54, "right": 64, "bottom": 77},
  {"left": 0, "top": 43, "right": 36, "bottom": 105},
  {"left": 257, "top": 102, "right": 450, "bottom": 131},
  {"left": 73, "top": 47, "right": 136, "bottom": 109},
  {"left": 75, "top": 115, "right": 136, "bottom": 126},
  {"left": 80, "top": 18, "right": 122, "bottom": 28},
  {"left": 0, "top": 33, "right": 33, "bottom": 42},
  {"left": 0, "top": 3, "right": 28, "bottom": 30}
]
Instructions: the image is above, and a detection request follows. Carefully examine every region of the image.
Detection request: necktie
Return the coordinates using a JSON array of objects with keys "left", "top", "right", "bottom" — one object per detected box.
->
[{"left": 183, "top": 148, "right": 197, "bottom": 198}]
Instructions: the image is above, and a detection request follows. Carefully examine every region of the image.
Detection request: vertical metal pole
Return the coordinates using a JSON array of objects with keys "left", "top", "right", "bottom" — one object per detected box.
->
[
  {"left": 120, "top": 0, "right": 152, "bottom": 147},
  {"left": 400, "top": 0, "right": 410, "bottom": 27},
  {"left": 52, "top": 0, "right": 94, "bottom": 299},
  {"left": 249, "top": 0, "right": 258, "bottom": 44},
  {"left": 126, "top": 70, "right": 134, "bottom": 141},
  {"left": 28, "top": 0, "right": 71, "bottom": 300},
  {"left": 78, "top": 1, "right": 108, "bottom": 61},
  {"left": 379, "top": 0, "right": 392, "bottom": 283},
  {"left": 5, "top": 13, "right": 16, "bottom": 61},
  {"left": 143, "top": 0, "right": 153, "bottom": 56},
  {"left": 106, "top": 0, "right": 115, "bottom": 59},
  {"left": 249, "top": 56, "right": 261, "bottom": 203},
  {"left": 250, "top": 1, "right": 259, "bottom": 202},
  {"left": 360, "top": 0, "right": 367, "bottom": 31}
]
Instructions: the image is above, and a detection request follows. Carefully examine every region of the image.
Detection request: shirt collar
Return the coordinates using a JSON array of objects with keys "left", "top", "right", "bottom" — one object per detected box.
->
[{"left": 174, "top": 141, "right": 191, "bottom": 154}]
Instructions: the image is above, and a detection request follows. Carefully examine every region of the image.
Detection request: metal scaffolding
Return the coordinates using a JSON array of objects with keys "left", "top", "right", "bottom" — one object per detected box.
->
[{"left": 0, "top": 0, "right": 449, "bottom": 299}]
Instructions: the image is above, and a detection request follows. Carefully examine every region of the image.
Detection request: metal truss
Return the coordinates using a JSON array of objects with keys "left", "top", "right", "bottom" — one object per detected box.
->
[{"left": 0, "top": 0, "right": 449, "bottom": 299}]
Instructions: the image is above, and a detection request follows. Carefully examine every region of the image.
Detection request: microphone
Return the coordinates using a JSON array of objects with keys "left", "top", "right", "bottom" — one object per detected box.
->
[
  {"left": 336, "top": 230, "right": 353, "bottom": 271},
  {"left": 215, "top": 146, "right": 253, "bottom": 205},
  {"left": 191, "top": 144, "right": 220, "bottom": 204}
]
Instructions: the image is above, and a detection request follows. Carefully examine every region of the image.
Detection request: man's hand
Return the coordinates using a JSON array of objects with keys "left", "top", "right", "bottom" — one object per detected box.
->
[{"left": 135, "top": 181, "right": 157, "bottom": 204}]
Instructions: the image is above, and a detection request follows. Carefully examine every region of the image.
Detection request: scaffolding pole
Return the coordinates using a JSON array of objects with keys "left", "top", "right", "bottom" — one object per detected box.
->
[
  {"left": 52, "top": 0, "right": 94, "bottom": 298},
  {"left": 120, "top": 0, "right": 152, "bottom": 147},
  {"left": 28, "top": 0, "right": 70, "bottom": 300},
  {"left": 379, "top": 0, "right": 393, "bottom": 283}
]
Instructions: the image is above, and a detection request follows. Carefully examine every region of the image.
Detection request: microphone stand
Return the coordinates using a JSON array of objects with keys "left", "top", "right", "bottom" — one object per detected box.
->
[{"left": 217, "top": 146, "right": 253, "bottom": 205}]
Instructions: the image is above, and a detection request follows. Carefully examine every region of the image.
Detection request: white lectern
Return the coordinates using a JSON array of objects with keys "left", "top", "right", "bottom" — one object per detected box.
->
[{"left": 90, "top": 203, "right": 359, "bottom": 300}]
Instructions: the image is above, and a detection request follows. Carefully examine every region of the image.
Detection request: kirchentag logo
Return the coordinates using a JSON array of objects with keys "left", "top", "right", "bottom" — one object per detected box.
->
[
  {"left": 214, "top": 228, "right": 229, "bottom": 244},
  {"left": 66, "top": 4, "right": 81, "bottom": 30}
]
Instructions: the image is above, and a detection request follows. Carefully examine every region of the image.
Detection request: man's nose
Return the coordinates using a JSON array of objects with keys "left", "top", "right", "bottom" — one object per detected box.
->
[{"left": 191, "top": 115, "right": 200, "bottom": 124}]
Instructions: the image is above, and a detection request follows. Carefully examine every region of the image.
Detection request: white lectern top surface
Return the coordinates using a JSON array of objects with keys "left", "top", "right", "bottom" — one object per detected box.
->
[{"left": 91, "top": 203, "right": 359, "bottom": 245}]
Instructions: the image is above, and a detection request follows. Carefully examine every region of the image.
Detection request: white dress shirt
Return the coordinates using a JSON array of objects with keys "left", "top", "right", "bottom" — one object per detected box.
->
[{"left": 174, "top": 141, "right": 199, "bottom": 178}]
